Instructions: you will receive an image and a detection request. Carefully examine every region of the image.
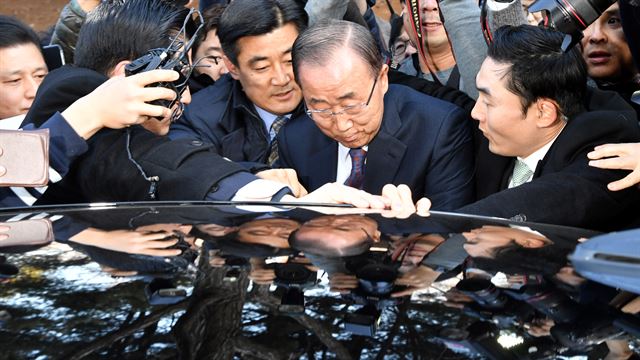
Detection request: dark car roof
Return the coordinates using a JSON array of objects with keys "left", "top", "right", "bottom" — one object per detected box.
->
[{"left": 0, "top": 202, "right": 637, "bottom": 359}]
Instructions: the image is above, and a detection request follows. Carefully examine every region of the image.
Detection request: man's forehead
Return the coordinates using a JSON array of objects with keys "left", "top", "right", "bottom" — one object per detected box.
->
[
  {"left": 235, "top": 24, "right": 299, "bottom": 60},
  {"left": 477, "top": 58, "right": 510, "bottom": 89}
]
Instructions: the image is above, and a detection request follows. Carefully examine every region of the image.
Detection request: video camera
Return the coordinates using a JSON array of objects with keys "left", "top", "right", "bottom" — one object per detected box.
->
[{"left": 124, "top": 8, "right": 204, "bottom": 120}]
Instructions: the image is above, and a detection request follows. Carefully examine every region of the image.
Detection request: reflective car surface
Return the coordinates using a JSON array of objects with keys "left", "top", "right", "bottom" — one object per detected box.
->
[{"left": 0, "top": 202, "right": 638, "bottom": 359}]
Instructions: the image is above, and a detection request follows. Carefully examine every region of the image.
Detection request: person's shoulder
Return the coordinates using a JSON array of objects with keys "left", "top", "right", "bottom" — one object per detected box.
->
[
  {"left": 387, "top": 84, "right": 463, "bottom": 115},
  {"left": 283, "top": 113, "right": 318, "bottom": 133},
  {"left": 569, "top": 88, "right": 640, "bottom": 137},
  {"left": 190, "top": 74, "right": 235, "bottom": 105}
]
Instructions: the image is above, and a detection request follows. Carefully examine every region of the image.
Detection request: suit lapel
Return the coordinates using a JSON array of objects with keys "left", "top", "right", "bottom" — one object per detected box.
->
[
  {"left": 500, "top": 159, "right": 515, "bottom": 190},
  {"left": 363, "top": 103, "right": 407, "bottom": 192},
  {"left": 308, "top": 141, "right": 338, "bottom": 191}
]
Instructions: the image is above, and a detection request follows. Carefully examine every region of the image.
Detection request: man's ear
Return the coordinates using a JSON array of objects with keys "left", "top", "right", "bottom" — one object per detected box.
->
[
  {"left": 535, "top": 98, "right": 562, "bottom": 128},
  {"left": 379, "top": 64, "right": 390, "bottom": 95},
  {"left": 109, "top": 60, "right": 131, "bottom": 77},
  {"left": 222, "top": 55, "right": 240, "bottom": 80}
]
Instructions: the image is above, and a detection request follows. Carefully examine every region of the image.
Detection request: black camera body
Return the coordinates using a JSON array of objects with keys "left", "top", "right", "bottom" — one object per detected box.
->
[
  {"left": 123, "top": 8, "right": 204, "bottom": 119},
  {"left": 272, "top": 262, "right": 318, "bottom": 314},
  {"left": 528, "top": 0, "right": 617, "bottom": 50},
  {"left": 345, "top": 251, "right": 407, "bottom": 300},
  {"left": 124, "top": 49, "right": 187, "bottom": 113},
  {"left": 144, "top": 277, "right": 187, "bottom": 305},
  {"left": 221, "top": 255, "right": 250, "bottom": 282},
  {"left": 342, "top": 252, "right": 408, "bottom": 337}
]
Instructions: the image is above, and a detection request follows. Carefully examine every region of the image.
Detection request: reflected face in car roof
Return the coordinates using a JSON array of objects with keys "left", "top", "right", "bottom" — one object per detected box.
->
[
  {"left": 294, "top": 215, "right": 381, "bottom": 252},
  {"left": 237, "top": 218, "right": 301, "bottom": 249}
]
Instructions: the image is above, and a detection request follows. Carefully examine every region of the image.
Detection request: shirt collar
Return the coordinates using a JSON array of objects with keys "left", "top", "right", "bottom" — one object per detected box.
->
[
  {"left": 254, "top": 105, "right": 281, "bottom": 124},
  {"left": 517, "top": 125, "right": 565, "bottom": 172},
  {"left": 338, "top": 143, "right": 369, "bottom": 162}
]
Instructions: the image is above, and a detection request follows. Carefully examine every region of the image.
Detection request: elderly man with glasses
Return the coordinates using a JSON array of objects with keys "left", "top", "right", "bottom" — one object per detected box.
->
[{"left": 275, "top": 20, "right": 475, "bottom": 210}]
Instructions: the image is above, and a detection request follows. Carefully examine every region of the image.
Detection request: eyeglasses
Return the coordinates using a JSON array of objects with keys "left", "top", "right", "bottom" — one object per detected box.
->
[{"left": 305, "top": 77, "right": 378, "bottom": 121}]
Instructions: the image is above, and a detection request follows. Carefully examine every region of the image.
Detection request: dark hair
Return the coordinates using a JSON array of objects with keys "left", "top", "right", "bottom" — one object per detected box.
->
[
  {"left": 191, "top": 4, "right": 226, "bottom": 58},
  {"left": 471, "top": 241, "right": 572, "bottom": 276},
  {"left": 487, "top": 25, "right": 587, "bottom": 118},
  {"left": 74, "top": 0, "right": 190, "bottom": 76},
  {"left": 218, "top": 0, "right": 308, "bottom": 66},
  {"left": 0, "top": 15, "right": 42, "bottom": 53},
  {"left": 388, "top": 15, "right": 404, "bottom": 52},
  {"left": 292, "top": 19, "right": 383, "bottom": 83}
]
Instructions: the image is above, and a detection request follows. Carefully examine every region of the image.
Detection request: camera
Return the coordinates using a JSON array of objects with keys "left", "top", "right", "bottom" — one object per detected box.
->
[
  {"left": 124, "top": 8, "right": 204, "bottom": 120},
  {"left": 272, "top": 262, "right": 317, "bottom": 314},
  {"left": 342, "top": 252, "right": 407, "bottom": 337},
  {"left": 550, "top": 308, "right": 640, "bottom": 350},
  {"left": 438, "top": 321, "right": 518, "bottom": 359},
  {"left": 221, "top": 255, "right": 250, "bottom": 282},
  {"left": 506, "top": 283, "right": 581, "bottom": 324},
  {"left": 528, "top": 0, "right": 617, "bottom": 51},
  {"left": 456, "top": 278, "right": 509, "bottom": 310},
  {"left": 144, "top": 277, "right": 187, "bottom": 305}
]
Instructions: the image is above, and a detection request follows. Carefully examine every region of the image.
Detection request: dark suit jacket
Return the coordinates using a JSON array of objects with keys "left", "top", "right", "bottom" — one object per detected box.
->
[
  {"left": 276, "top": 84, "right": 475, "bottom": 211},
  {"left": 23, "top": 66, "right": 248, "bottom": 204},
  {"left": 460, "top": 88, "right": 640, "bottom": 231},
  {"left": 171, "top": 75, "right": 304, "bottom": 164}
]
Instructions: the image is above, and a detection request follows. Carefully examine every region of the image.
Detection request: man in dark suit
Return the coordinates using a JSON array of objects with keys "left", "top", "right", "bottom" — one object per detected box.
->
[
  {"left": 25, "top": 0, "right": 396, "bottom": 210},
  {"left": 170, "top": 0, "right": 307, "bottom": 166},
  {"left": 275, "top": 20, "right": 475, "bottom": 211},
  {"left": 414, "top": 25, "right": 640, "bottom": 232}
]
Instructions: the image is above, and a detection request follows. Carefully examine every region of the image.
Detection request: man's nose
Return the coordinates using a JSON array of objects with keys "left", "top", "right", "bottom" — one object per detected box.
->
[
  {"left": 180, "top": 86, "right": 192, "bottom": 105},
  {"left": 585, "top": 22, "right": 607, "bottom": 44},
  {"left": 335, "top": 114, "right": 354, "bottom": 132},
  {"left": 470, "top": 101, "right": 484, "bottom": 122},
  {"left": 271, "top": 62, "right": 291, "bottom": 86}
]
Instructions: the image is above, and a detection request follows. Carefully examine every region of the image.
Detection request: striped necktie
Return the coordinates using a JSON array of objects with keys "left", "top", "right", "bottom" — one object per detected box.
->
[{"left": 267, "top": 115, "right": 287, "bottom": 165}]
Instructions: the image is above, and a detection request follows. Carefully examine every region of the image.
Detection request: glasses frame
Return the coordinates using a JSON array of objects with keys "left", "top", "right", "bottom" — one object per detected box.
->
[{"left": 305, "top": 77, "right": 378, "bottom": 120}]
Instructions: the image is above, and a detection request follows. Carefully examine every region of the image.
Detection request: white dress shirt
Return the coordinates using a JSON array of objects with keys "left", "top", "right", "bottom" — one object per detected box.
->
[
  {"left": 508, "top": 129, "right": 564, "bottom": 188},
  {"left": 336, "top": 143, "right": 369, "bottom": 184},
  {"left": 254, "top": 105, "right": 290, "bottom": 141}
]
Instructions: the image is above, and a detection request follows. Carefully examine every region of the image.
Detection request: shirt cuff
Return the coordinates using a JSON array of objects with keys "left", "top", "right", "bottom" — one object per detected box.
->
[{"left": 231, "top": 179, "right": 291, "bottom": 202}]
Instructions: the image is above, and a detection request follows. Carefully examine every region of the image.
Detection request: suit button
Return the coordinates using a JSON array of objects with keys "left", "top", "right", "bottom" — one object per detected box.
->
[{"left": 191, "top": 140, "right": 203, "bottom": 146}]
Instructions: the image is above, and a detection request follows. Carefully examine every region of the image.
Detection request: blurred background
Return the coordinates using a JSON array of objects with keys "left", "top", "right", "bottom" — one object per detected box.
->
[{"left": 0, "top": 0, "right": 402, "bottom": 32}]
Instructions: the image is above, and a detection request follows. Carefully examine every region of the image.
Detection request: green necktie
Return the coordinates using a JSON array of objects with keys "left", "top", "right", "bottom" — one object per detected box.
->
[{"left": 510, "top": 159, "right": 533, "bottom": 188}]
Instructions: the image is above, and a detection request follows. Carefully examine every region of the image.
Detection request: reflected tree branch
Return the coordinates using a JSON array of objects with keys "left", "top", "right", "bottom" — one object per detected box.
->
[{"left": 64, "top": 300, "right": 188, "bottom": 360}]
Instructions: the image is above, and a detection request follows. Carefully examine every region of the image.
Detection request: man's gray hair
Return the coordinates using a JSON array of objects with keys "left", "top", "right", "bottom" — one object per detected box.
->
[{"left": 292, "top": 19, "right": 382, "bottom": 83}]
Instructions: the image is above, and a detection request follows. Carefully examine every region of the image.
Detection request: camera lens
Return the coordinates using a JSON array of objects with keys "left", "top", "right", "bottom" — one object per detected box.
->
[
  {"left": 456, "top": 278, "right": 508, "bottom": 309},
  {"left": 356, "top": 263, "right": 397, "bottom": 296}
]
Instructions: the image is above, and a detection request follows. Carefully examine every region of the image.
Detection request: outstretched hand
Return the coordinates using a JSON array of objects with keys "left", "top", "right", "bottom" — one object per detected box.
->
[
  {"left": 62, "top": 69, "right": 179, "bottom": 139},
  {"left": 588, "top": 142, "right": 640, "bottom": 191}
]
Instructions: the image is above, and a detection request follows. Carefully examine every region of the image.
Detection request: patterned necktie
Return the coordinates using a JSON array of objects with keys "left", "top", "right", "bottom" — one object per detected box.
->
[
  {"left": 344, "top": 148, "right": 367, "bottom": 189},
  {"left": 268, "top": 115, "right": 287, "bottom": 166},
  {"left": 510, "top": 159, "right": 533, "bottom": 188}
]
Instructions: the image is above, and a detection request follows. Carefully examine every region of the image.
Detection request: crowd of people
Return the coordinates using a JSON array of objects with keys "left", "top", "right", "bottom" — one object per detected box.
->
[
  {"left": 2, "top": 1, "right": 640, "bottom": 355},
  {"left": 1, "top": 0, "right": 638, "bottom": 229}
]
